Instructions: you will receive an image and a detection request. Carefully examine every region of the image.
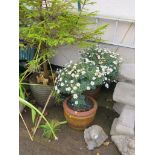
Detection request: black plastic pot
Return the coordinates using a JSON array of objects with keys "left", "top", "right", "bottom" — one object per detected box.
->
[{"left": 29, "top": 73, "right": 55, "bottom": 107}]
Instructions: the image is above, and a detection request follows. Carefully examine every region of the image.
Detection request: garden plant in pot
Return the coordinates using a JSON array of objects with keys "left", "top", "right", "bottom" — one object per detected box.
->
[
  {"left": 80, "top": 46, "right": 123, "bottom": 94},
  {"left": 55, "top": 46, "right": 122, "bottom": 130},
  {"left": 19, "top": 0, "right": 108, "bottom": 107}
]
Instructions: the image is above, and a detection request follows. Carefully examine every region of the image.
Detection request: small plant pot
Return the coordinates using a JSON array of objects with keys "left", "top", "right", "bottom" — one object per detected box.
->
[
  {"left": 84, "top": 86, "right": 101, "bottom": 99},
  {"left": 63, "top": 96, "right": 98, "bottom": 130},
  {"left": 29, "top": 73, "right": 55, "bottom": 107}
]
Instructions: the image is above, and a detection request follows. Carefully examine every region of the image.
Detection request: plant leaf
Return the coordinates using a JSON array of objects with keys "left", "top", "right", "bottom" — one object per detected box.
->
[{"left": 31, "top": 108, "right": 37, "bottom": 124}]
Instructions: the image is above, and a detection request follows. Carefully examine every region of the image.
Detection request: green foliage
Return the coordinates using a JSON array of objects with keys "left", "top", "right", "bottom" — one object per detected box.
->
[
  {"left": 55, "top": 46, "right": 122, "bottom": 109},
  {"left": 31, "top": 108, "right": 37, "bottom": 124},
  {"left": 80, "top": 46, "right": 123, "bottom": 82},
  {"left": 40, "top": 120, "right": 67, "bottom": 139},
  {"left": 19, "top": 0, "right": 108, "bottom": 73},
  {"left": 19, "top": 97, "right": 60, "bottom": 140}
]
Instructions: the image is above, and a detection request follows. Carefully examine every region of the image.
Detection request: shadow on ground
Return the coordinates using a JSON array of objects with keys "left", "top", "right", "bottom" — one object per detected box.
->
[{"left": 19, "top": 86, "right": 121, "bottom": 155}]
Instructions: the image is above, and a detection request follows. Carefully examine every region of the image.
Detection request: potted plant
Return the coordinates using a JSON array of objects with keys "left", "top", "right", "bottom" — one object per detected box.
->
[
  {"left": 55, "top": 60, "right": 102, "bottom": 130},
  {"left": 55, "top": 46, "right": 122, "bottom": 130},
  {"left": 19, "top": 0, "right": 108, "bottom": 107},
  {"left": 80, "top": 46, "right": 122, "bottom": 96}
]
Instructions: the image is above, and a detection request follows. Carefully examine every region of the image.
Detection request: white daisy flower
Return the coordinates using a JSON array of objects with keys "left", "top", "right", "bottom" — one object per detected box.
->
[
  {"left": 105, "top": 83, "right": 109, "bottom": 88},
  {"left": 113, "top": 61, "right": 117, "bottom": 65},
  {"left": 71, "top": 73, "right": 75, "bottom": 77},
  {"left": 75, "top": 101, "right": 78, "bottom": 105},
  {"left": 66, "top": 87, "right": 71, "bottom": 91},
  {"left": 90, "top": 81, "right": 95, "bottom": 86},
  {"left": 75, "top": 74, "right": 79, "bottom": 78},
  {"left": 73, "top": 94, "right": 78, "bottom": 99},
  {"left": 82, "top": 71, "right": 86, "bottom": 75},
  {"left": 76, "top": 83, "right": 80, "bottom": 87},
  {"left": 61, "top": 83, "right": 64, "bottom": 86},
  {"left": 73, "top": 86, "right": 77, "bottom": 90},
  {"left": 87, "top": 86, "right": 91, "bottom": 90},
  {"left": 70, "top": 80, "right": 74, "bottom": 83},
  {"left": 92, "top": 77, "right": 96, "bottom": 80}
]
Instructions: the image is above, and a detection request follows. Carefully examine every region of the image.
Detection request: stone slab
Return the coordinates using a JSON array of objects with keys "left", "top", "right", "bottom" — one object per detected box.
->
[
  {"left": 113, "top": 82, "right": 135, "bottom": 106},
  {"left": 111, "top": 135, "right": 135, "bottom": 155},
  {"left": 118, "top": 63, "right": 135, "bottom": 83}
]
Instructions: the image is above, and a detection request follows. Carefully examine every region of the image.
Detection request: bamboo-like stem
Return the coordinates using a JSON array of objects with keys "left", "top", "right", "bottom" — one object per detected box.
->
[
  {"left": 19, "top": 112, "right": 34, "bottom": 141},
  {"left": 32, "top": 92, "right": 53, "bottom": 138}
]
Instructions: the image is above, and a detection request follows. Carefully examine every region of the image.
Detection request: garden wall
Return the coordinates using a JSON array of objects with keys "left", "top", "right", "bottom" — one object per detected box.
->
[{"left": 50, "top": 18, "right": 135, "bottom": 66}]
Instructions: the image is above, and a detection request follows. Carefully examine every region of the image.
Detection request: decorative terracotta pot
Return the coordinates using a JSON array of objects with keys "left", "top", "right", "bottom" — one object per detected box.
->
[
  {"left": 63, "top": 96, "right": 98, "bottom": 130},
  {"left": 84, "top": 86, "right": 101, "bottom": 99}
]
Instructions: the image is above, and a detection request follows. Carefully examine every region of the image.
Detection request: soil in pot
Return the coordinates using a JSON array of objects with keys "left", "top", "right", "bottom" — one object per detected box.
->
[
  {"left": 29, "top": 73, "right": 56, "bottom": 107},
  {"left": 67, "top": 97, "right": 94, "bottom": 112},
  {"left": 63, "top": 96, "right": 98, "bottom": 130}
]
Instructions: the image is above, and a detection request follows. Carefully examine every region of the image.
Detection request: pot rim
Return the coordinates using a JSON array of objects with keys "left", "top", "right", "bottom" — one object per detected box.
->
[{"left": 63, "top": 95, "right": 97, "bottom": 117}]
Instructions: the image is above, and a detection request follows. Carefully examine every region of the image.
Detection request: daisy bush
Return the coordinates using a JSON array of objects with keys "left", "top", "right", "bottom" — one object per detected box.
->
[
  {"left": 80, "top": 46, "right": 123, "bottom": 88},
  {"left": 55, "top": 60, "right": 104, "bottom": 108},
  {"left": 55, "top": 46, "right": 122, "bottom": 109}
]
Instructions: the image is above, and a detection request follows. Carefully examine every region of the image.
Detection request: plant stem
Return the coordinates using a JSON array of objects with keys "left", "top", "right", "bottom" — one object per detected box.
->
[
  {"left": 32, "top": 92, "right": 54, "bottom": 138},
  {"left": 19, "top": 97, "right": 58, "bottom": 140},
  {"left": 19, "top": 112, "right": 34, "bottom": 141},
  {"left": 43, "top": 61, "right": 49, "bottom": 78}
]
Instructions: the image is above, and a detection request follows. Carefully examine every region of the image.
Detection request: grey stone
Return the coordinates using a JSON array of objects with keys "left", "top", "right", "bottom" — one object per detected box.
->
[
  {"left": 118, "top": 63, "right": 135, "bottom": 83},
  {"left": 113, "top": 103, "right": 125, "bottom": 115},
  {"left": 118, "top": 105, "right": 135, "bottom": 135},
  {"left": 110, "top": 105, "right": 135, "bottom": 136},
  {"left": 110, "top": 118, "right": 119, "bottom": 135},
  {"left": 113, "top": 82, "right": 135, "bottom": 106},
  {"left": 111, "top": 135, "right": 135, "bottom": 155},
  {"left": 84, "top": 125, "right": 108, "bottom": 150}
]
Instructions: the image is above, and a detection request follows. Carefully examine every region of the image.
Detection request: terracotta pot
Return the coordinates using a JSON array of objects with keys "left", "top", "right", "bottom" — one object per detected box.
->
[
  {"left": 84, "top": 86, "right": 101, "bottom": 99},
  {"left": 63, "top": 96, "right": 98, "bottom": 130}
]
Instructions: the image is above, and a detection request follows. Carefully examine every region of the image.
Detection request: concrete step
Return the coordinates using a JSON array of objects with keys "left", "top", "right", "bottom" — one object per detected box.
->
[
  {"left": 111, "top": 135, "right": 135, "bottom": 155},
  {"left": 110, "top": 105, "right": 135, "bottom": 137},
  {"left": 113, "top": 82, "right": 135, "bottom": 106},
  {"left": 118, "top": 63, "right": 135, "bottom": 83}
]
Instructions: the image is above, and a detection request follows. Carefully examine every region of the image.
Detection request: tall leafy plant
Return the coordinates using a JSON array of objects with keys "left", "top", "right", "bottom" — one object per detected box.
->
[{"left": 19, "top": 0, "right": 108, "bottom": 76}]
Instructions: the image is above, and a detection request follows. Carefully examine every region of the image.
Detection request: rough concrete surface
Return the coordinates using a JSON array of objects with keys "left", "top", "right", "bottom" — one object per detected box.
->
[
  {"left": 113, "top": 82, "right": 135, "bottom": 106},
  {"left": 20, "top": 86, "right": 121, "bottom": 155}
]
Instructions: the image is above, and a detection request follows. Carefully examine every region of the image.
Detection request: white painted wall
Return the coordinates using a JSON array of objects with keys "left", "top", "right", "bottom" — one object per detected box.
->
[
  {"left": 86, "top": 0, "right": 135, "bottom": 20},
  {"left": 50, "top": 0, "right": 135, "bottom": 66}
]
